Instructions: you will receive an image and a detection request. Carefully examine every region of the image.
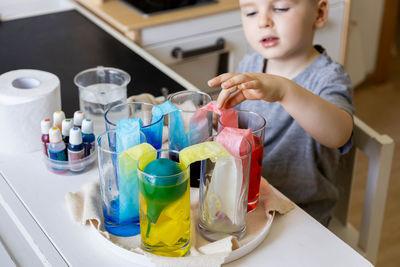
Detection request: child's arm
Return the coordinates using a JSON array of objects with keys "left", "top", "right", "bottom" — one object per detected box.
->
[{"left": 208, "top": 72, "right": 353, "bottom": 149}]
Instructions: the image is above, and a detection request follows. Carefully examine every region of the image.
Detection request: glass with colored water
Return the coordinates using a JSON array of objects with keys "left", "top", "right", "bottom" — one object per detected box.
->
[
  {"left": 168, "top": 90, "right": 212, "bottom": 187},
  {"left": 137, "top": 149, "right": 191, "bottom": 257},
  {"left": 197, "top": 135, "right": 252, "bottom": 241},
  {"left": 104, "top": 102, "right": 164, "bottom": 150},
  {"left": 219, "top": 110, "right": 266, "bottom": 212},
  {"left": 97, "top": 129, "right": 146, "bottom": 236},
  {"left": 74, "top": 66, "right": 130, "bottom": 134}
]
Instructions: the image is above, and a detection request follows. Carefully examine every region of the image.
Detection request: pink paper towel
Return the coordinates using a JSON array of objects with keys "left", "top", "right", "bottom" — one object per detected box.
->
[
  {"left": 216, "top": 127, "right": 255, "bottom": 157},
  {"left": 200, "top": 101, "right": 238, "bottom": 128}
]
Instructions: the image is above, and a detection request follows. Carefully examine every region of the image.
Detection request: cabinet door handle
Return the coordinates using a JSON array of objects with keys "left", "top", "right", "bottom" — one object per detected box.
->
[{"left": 171, "top": 38, "right": 225, "bottom": 59}]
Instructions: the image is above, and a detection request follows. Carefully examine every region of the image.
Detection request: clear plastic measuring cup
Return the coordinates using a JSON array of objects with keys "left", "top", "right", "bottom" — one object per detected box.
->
[{"left": 74, "top": 66, "right": 130, "bottom": 134}]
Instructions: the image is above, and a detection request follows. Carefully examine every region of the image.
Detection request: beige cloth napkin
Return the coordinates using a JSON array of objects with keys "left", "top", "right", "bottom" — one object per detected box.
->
[
  {"left": 66, "top": 178, "right": 294, "bottom": 267},
  {"left": 127, "top": 93, "right": 164, "bottom": 105}
]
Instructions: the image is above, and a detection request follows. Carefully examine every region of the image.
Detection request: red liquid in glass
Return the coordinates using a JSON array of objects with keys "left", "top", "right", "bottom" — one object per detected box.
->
[{"left": 247, "top": 135, "right": 264, "bottom": 212}]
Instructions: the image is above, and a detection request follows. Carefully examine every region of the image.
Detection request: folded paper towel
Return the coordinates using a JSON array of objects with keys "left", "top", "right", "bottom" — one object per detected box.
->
[{"left": 65, "top": 178, "right": 294, "bottom": 267}]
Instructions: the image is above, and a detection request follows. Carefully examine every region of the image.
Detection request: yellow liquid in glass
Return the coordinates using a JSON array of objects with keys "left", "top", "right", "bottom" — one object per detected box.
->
[{"left": 139, "top": 181, "right": 191, "bottom": 257}]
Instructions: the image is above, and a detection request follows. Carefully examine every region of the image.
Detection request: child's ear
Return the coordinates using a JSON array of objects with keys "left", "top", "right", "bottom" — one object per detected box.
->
[{"left": 314, "top": 0, "right": 329, "bottom": 29}]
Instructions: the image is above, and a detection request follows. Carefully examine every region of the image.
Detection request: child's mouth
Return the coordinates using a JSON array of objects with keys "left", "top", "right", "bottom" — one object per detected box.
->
[{"left": 260, "top": 37, "right": 279, "bottom": 48}]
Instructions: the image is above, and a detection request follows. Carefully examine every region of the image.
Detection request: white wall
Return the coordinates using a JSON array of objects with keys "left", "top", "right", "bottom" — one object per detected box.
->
[{"left": 344, "top": 0, "right": 385, "bottom": 86}]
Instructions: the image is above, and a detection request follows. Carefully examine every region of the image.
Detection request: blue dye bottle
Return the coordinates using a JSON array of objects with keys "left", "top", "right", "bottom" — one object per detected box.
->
[
  {"left": 81, "top": 118, "right": 95, "bottom": 157},
  {"left": 48, "top": 127, "right": 67, "bottom": 173}
]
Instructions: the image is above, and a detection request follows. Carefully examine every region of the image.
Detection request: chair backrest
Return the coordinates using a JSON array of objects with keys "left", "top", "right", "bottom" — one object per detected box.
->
[{"left": 332, "top": 116, "right": 395, "bottom": 264}]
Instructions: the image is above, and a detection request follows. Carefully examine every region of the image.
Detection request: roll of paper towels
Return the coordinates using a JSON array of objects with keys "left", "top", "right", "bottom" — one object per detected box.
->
[{"left": 0, "top": 69, "right": 61, "bottom": 154}]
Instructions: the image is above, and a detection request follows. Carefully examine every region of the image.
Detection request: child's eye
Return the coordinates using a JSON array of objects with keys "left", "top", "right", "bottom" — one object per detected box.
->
[
  {"left": 246, "top": 11, "right": 258, "bottom": 17},
  {"left": 273, "top": 8, "right": 290, "bottom": 13}
]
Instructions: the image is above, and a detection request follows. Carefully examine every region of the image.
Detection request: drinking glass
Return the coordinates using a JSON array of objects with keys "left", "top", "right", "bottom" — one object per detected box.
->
[
  {"left": 197, "top": 135, "right": 252, "bottom": 241},
  {"left": 168, "top": 90, "right": 212, "bottom": 187},
  {"left": 97, "top": 129, "right": 146, "bottom": 236},
  {"left": 74, "top": 66, "right": 130, "bottom": 134},
  {"left": 219, "top": 110, "right": 266, "bottom": 212},
  {"left": 104, "top": 102, "right": 163, "bottom": 150},
  {"left": 137, "top": 149, "right": 191, "bottom": 257}
]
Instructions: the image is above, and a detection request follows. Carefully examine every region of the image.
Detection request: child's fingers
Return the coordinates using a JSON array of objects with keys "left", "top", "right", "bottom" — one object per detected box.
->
[
  {"left": 221, "top": 74, "right": 249, "bottom": 89},
  {"left": 208, "top": 73, "right": 237, "bottom": 87},
  {"left": 224, "top": 91, "right": 247, "bottom": 109},
  {"left": 216, "top": 86, "right": 239, "bottom": 108},
  {"left": 239, "top": 80, "right": 258, "bottom": 90}
]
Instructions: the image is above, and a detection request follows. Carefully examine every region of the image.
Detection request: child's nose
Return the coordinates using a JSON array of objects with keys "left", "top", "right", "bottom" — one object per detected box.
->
[{"left": 258, "top": 14, "right": 273, "bottom": 28}]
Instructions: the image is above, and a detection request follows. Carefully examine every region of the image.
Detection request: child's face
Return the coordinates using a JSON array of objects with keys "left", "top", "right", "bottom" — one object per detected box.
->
[{"left": 240, "top": 0, "right": 324, "bottom": 61}]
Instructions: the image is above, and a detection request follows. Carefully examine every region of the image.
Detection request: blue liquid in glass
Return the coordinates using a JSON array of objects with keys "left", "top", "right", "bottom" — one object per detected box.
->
[
  {"left": 103, "top": 196, "right": 140, "bottom": 237},
  {"left": 142, "top": 119, "right": 163, "bottom": 150}
]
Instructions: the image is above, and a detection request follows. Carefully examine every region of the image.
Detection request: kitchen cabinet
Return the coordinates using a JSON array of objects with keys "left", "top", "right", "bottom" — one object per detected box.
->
[
  {"left": 140, "top": 0, "right": 350, "bottom": 97},
  {"left": 314, "top": 0, "right": 349, "bottom": 64},
  {"left": 142, "top": 10, "right": 250, "bottom": 98},
  {"left": 344, "top": 0, "right": 386, "bottom": 86}
]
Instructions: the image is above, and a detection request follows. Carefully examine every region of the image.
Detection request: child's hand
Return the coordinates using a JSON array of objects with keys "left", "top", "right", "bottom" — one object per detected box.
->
[
  {"left": 209, "top": 72, "right": 353, "bottom": 149},
  {"left": 208, "top": 72, "right": 285, "bottom": 109}
]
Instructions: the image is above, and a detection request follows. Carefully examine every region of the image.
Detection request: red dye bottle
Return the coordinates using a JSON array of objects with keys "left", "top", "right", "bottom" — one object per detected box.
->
[{"left": 41, "top": 118, "right": 52, "bottom": 156}]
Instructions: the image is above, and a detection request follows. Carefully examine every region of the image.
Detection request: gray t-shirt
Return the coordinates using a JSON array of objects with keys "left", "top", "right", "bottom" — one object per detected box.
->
[{"left": 236, "top": 48, "right": 354, "bottom": 225}]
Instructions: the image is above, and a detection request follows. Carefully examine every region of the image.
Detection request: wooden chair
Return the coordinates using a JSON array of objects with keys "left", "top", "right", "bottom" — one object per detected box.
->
[{"left": 329, "top": 116, "right": 395, "bottom": 264}]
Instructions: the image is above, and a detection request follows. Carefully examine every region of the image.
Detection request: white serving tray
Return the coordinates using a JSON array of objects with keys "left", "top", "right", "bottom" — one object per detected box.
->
[
  {"left": 226, "top": 212, "right": 274, "bottom": 263},
  {"left": 88, "top": 188, "right": 274, "bottom": 266}
]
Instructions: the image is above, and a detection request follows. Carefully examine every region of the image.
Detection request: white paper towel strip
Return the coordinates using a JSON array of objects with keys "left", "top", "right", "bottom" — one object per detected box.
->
[{"left": 0, "top": 69, "right": 61, "bottom": 154}]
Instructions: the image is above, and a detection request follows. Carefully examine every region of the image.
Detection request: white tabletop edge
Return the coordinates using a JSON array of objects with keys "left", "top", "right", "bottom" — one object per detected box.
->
[{"left": 0, "top": 172, "right": 68, "bottom": 266}]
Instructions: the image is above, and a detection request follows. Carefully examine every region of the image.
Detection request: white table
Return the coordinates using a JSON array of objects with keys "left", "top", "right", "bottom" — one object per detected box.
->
[
  {"left": 0, "top": 150, "right": 373, "bottom": 267},
  {"left": 0, "top": 1, "right": 373, "bottom": 266}
]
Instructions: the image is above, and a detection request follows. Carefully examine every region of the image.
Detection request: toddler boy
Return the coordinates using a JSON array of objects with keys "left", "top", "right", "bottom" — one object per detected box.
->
[{"left": 208, "top": 0, "right": 354, "bottom": 225}]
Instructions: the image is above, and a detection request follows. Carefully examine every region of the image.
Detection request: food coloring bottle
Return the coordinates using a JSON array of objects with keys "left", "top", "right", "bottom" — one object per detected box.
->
[
  {"left": 53, "top": 111, "right": 66, "bottom": 131},
  {"left": 81, "top": 118, "right": 95, "bottom": 157},
  {"left": 48, "top": 127, "right": 67, "bottom": 173},
  {"left": 41, "top": 118, "right": 52, "bottom": 157},
  {"left": 62, "top": 119, "right": 73, "bottom": 160},
  {"left": 61, "top": 119, "right": 73, "bottom": 144},
  {"left": 68, "top": 127, "right": 85, "bottom": 172},
  {"left": 73, "top": 111, "right": 85, "bottom": 129}
]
